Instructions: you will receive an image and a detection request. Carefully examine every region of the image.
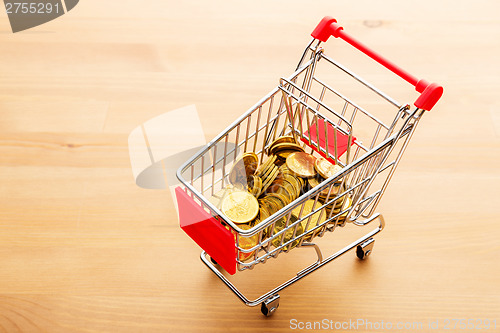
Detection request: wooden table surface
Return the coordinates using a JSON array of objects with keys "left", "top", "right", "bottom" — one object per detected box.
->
[{"left": 1, "top": 1, "right": 499, "bottom": 332}]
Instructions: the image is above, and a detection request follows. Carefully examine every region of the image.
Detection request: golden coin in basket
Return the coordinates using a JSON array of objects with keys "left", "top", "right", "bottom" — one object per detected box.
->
[
  {"left": 273, "top": 185, "right": 294, "bottom": 205},
  {"left": 314, "top": 157, "right": 343, "bottom": 179},
  {"left": 255, "top": 155, "right": 276, "bottom": 178},
  {"left": 261, "top": 165, "right": 280, "bottom": 194},
  {"left": 260, "top": 160, "right": 277, "bottom": 182},
  {"left": 308, "top": 176, "right": 343, "bottom": 199},
  {"left": 271, "top": 214, "right": 303, "bottom": 251},
  {"left": 286, "top": 152, "right": 317, "bottom": 178},
  {"left": 266, "top": 192, "right": 289, "bottom": 210},
  {"left": 325, "top": 193, "right": 346, "bottom": 213},
  {"left": 282, "top": 174, "right": 301, "bottom": 199},
  {"left": 273, "top": 145, "right": 304, "bottom": 164},
  {"left": 281, "top": 179, "right": 297, "bottom": 202},
  {"left": 229, "top": 152, "right": 258, "bottom": 186},
  {"left": 293, "top": 199, "right": 326, "bottom": 241},
  {"left": 208, "top": 186, "right": 236, "bottom": 209},
  {"left": 263, "top": 195, "right": 282, "bottom": 214},
  {"left": 267, "top": 135, "right": 296, "bottom": 154},
  {"left": 236, "top": 222, "right": 259, "bottom": 262},
  {"left": 258, "top": 197, "right": 280, "bottom": 231},
  {"left": 258, "top": 197, "right": 273, "bottom": 215},
  {"left": 337, "top": 196, "right": 353, "bottom": 222},
  {"left": 328, "top": 196, "right": 352, "bottom": 224},
  {"left": 259, "top": 204, "right": 276, "bottom": 238},
  {"left": 221, "top": 191, "right": 259, "bottom": 224},
  {"left": 264, "top": 182, "right": 287, "bottom": 203},
  {"left": 296, "top": 174, "right": 306, "bottom": 190},
  {"left": 279, "top": 163, "right": 291, "bottom": 173},
  {"left": 269, "top": 142, "right": 304, "bottom": 156},
  {"left": 246, "top": 174, "right": 263, "bottom": 198},
  {"left": 308, "top": 177, "right": 331, "bottom": 198},
  {"left": 274, "top": 150, "right": 293, "bottom": 161}
]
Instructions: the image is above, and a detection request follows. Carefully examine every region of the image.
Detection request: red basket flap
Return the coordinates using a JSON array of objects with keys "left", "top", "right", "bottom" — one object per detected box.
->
[
  {"left": 302, "top": 120, "right": 355, "bottom": 163},
  {"left": 176, "top": 187, "right": 236, "bottom": 275}
]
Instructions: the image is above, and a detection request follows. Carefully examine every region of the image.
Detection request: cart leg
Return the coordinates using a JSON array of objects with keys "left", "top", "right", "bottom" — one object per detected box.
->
[
  {"left": 356, "top": 238, "right": 375, "bottom": 260},
  {"left": 261, "top": 294, "right": 280, "bottom": 316}
]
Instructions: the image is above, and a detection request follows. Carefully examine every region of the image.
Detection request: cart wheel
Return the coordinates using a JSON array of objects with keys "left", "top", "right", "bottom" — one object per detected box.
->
[
  {"left": 261, "top": 294, "right": 280, "bottom": 316},
  {"left": 210, "top": 257, "right": 218, "bottom": 266},
  {"left": 356, "top": 238, "right": 375, "bottom": 260}
]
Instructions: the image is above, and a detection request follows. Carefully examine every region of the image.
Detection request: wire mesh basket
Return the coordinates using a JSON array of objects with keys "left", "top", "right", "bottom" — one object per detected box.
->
[{"left": 175, "top": 16, "right": 443, "bottom": 316}]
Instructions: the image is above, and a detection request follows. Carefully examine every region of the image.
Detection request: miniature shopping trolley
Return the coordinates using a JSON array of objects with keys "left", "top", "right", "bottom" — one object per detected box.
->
[{"left": 175, "top": 16, "right": 443, "bottom": 316}]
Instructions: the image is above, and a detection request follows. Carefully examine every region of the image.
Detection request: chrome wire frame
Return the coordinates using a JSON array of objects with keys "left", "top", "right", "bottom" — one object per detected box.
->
[
  {"left": 177, "top": 39, "right": 427, "bottom": 306},
  {"left": 201, "top": 214, "right": 385, "bottom": 307}
]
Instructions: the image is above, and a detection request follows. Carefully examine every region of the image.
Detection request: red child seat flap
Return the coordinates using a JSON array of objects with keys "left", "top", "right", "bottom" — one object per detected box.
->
[
  {"left": 176, "top": 187, "right": 236, "bottom": 275},
  {"left": 302, "top": 119, "right": 355, "bottom": 164}
]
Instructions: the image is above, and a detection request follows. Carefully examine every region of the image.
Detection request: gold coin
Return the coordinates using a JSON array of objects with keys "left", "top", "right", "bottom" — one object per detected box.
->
[
  {"left": 260, "top": 162, "right": 276, "bottom": 184},
  {"left": 267, "top": 196, "right": 282, "bottom": 214},
  {"left": 236, "top": 222, "right": 259, "bottom": 262},
  {"left": 267, "top": 135, "right": 296, "bottom": 154},
  {"left": 261, "top": 165, "right": 280, "bottom": 194},
  {"left": 229, "top": 152, "right": 258, "bottom": 186},
  {"left": 328, "top": 196, "right": 352, "bottom": 222},
  {"left": 265, "top": 182, "right": 280, "bottom": 194},
  {"left": 296, "top": 174, "right": 306, "bottom": 189},
  {"left": 292, "top": 199, "right": 326, "bottom": 241},
  {"left": 259, "top": 204, "right": 271, "bottom": 222},
  {"left": 283, "top": 174, "right": 301, "bottom": 199},
  {"left": 259, "top": 197, "right": 277, "bottom": 216},
  {"left": 221, "top": 191, "right": 259, "bottom": 224},
  {"left": 267, "top": 193, "right": 288, "bottom": 210},
  {"left": 308, "top": 177, "right": 333, "bottom": 198},
  {"left": 307, "top": 176, "right": 321, "bottom": 188},
  {"left": 255, "top": 176, "right": 263, "bottom": 197},
  {"left": 247, "top": 175, "right": 263, "bottom": 198},
  {"left": 265, "top": 195, "right": 283, "bottom": 213},
  {"left": 265, "top": 179, "right": 288, "bottom": 201},
  {"left": 280, "top": 178, "right": 295, "bottom": 195},
  {"left": 275, "top": 184, "right": 294, "bottom": 205},
  {"left": 338, "top": 197, "right": 352, "bottom": 220},
  {"left": 276, "top": 149, "right": 302, "bottom": 161},
  {"left": 314, "top": 157, "right": 343, "bottom": 179},
  {"left": 261, "top": 196, "right": 278, "bottom": 214},
  {"left": 326, "top": 195, "right": 345, "bottom": 211},
  {"left": 208, "top": 186, "right": 236, "bottom": 209},
  {"left": 326, "top": 202, "right": 344, "bottom": 217},
  {"left": 259, "top": 204, "right": 277, "bottom": 238},
  {"left": 279, "top": 164, "right": 291, "bottom": 175},
  {"left": 255, "top": 155, "right": 276, "bottom": 177},
  {"left": 321, "top": 185, "right": 344, "bottom": 202},
  {"left": 269, "top": 142, "right": 304, "bottom": 156},
  {"left": 271, "top": 168, "right": 284, "bottom": 185},
  {"left": 271, "top": 214, "right": 303, "bottom": 251}
]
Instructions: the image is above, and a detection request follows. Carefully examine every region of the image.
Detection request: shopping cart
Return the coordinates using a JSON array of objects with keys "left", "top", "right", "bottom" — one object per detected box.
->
[{"left": 175, "top": 16, "right": 443, "bottom": 316}]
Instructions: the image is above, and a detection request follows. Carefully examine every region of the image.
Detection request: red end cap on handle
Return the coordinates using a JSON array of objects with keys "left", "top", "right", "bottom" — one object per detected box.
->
[
  {"left": 311, "top": 16, "right": 443, "bottom": 111},
  {"left": 311, "top": 16, "right": 343, "bottom": 42},
  {"left": 414, "top": 82, "right": 443, "bottom": 111}
]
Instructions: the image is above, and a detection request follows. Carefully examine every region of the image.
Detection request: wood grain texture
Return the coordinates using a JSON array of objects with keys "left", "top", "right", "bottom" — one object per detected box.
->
[{"left": 1, "top": 1, "right": 499, "bottom": 332}]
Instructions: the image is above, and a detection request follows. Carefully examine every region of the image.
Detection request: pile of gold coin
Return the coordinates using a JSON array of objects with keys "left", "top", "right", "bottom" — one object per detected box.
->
[
  {"left": 266, "top": 135, "right": 305, "bottom": 164},
  {"left": 307, "top": 175, "right": 350, "bottom": 224},
  {"left": 313, "top": 157, "right": 352, "bottom": 223},
  {"left": 209, "top": 135, "right": 353, "bottom": 261}
]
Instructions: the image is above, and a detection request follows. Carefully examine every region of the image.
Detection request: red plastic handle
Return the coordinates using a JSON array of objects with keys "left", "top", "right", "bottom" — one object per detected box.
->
[{"left": 311, "top": 16, "right": 443, "bottom": 111}]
